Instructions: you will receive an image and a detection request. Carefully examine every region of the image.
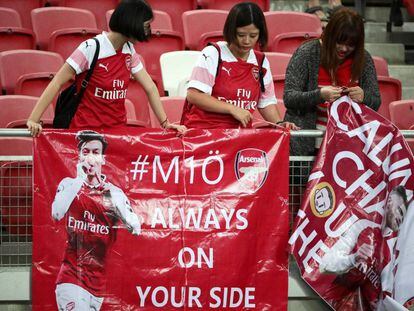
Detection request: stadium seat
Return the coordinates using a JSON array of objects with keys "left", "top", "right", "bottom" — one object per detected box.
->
[
  {"left": 273, "top": 75, "right": 286, "bottom": 99},
  {"left": 0, "top": 161, "right": 33, "bottom": 238},
  {"left": 0, "top": 0, "right": 41, "bottom": 28},
  {"left": 377, "top": 76, "right": 402, "bottom": 120},
  {"left": 270, "top": 31, "right": 320, "bottom": 54},
  {"left": 160, "top": 50, "right": 201, "bottom": 96},
  {"left": 146, "top": 0, "right": 198, "bottom": 36},
  {"left": 0, "top": 50, "right": 63, "bottom": 95},
  {"left": 149, "top": 96, "right": 185, "bottom": 128},
  {"left": 0, "top": 8, "right": 36, "bottom": 52},
  {"left": 182, "top": 9, "right": 228, "bottom": 50},
  {"left": 106, "top": 9, "right": 173, "bottom": 31},
  {"left": 264, "top": 11, "right": 322, "bottom": 52},
  {"left": 31, "top": 7, "right": 99, "bottom": 51},
  {"left": 0, "top": 7, "right": 23, "bottom": 27},
  {"left": 124, "top": 98, "right": 147, "bottom": 127},
  {"left": 389, "top": 100, "right": 414, "bottom": 129},
  {"left": 0, "top": 137, "right": 32, "bottom": 156},
  {"left": 197, "top": 31, "right": 225, "bottom": 50},
  {"left": 0, "top": 95, "right": 54, "bottom": 128},
  {"left": 134, "top": 30, "right": 185, "bottom": 93},
  {"left": 264, "top": 52, "right": 291, "bottom": 76},
  {"left": 372, "top": 56, "right": 389, "bottom": 76},
  {"left": 14, "top": 72, "right": 56, "bottom": 97},
  {"left": 126, "top": 79, "right": 151, "bottom": 128},
  {"left": 198, "top": 0, "right": 270, "bottom": 11}
]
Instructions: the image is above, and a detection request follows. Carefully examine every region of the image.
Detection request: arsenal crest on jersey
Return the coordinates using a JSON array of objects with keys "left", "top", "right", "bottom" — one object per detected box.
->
[
  {"left": 125, "top": 55, "right": 131, "bottom": 69},
  {"left": 234, "top": 148, "right": 268, "bottom": 193},
  {"left": 251, "top": 67, "right": 260, "bottom": 81}
]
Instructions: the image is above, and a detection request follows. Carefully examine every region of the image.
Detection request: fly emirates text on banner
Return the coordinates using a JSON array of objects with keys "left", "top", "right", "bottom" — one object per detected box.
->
[{"left": 33, "top": 128, "right": 290, "bottom": 311}]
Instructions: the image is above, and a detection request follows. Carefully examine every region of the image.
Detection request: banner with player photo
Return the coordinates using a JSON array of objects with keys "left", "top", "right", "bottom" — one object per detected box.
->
[
  {"left": 32, "top": 128, "right": 290, "bottom": 310},
  {"left": 290, "top": 96, "right": 414, "bottom": 311}
]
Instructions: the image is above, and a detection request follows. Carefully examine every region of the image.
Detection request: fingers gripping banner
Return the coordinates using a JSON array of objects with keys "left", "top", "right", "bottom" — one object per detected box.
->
[
  {"left": 33, "top": 128, "right": 290, "bottom": 310},
  {"left": 290, "top": 96, "right": 414, "bottom": 311}
]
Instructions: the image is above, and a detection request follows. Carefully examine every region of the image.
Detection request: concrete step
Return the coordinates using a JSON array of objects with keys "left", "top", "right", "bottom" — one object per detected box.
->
[
  {"left": 365, "top": 43, "right": 406, "bottom": 64},
  {"left": 402, "top": 87, "right": 414, "bottom": 100},
  {"left": 389, "top": 65, "right": 414, "bottom": 86}
]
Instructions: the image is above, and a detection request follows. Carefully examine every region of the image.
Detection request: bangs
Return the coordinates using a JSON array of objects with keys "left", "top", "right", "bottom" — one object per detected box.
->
[{"left": 336, "top": 25, "right": 360, "bottom": 46}]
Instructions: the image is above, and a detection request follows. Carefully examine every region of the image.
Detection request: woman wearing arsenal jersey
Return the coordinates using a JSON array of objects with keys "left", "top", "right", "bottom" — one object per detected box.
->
[
  {"left": 181, "top": 2, "right": 297, "bottom": 130},
  {"left": 27, "top": 0, "right": 185, "bottom": 136},
  {"left": 283, "top": 7, "right": 380, "bottom": 156}
]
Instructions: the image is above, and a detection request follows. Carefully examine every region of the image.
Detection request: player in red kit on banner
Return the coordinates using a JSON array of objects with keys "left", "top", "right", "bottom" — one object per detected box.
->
[
  {"left": 52, "top": 130, "right": 141, "bottom": 311},
  {"left": 181, "top": 2, "right": 298, "bottom": 130},
  {"left": 27, "top": 0, "right": 186, "bottom": 136}
]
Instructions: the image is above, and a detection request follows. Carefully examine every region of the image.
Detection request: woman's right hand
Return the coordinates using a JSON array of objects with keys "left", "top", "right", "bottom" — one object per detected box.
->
[
  {"left": 320, "top": 86, "right": 343, "bottom": 102},
  {"left": 26, "top": 120, "right": 43, "bottom": 137},
  {"left": 230, "top": 106, "right": 252, "bottom": 127}
]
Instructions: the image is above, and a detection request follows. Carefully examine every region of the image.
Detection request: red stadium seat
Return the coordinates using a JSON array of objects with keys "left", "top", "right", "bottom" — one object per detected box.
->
[
  {"left": 149, "top": 96, "right": 185, "bottom": 127},
  {"left": 0, "top": 161, "right": 33, "bottom": 238},
  {"left": 125, "top": 98, "right": 148, "bottom": 128},
  {"left": 146, "top": 0, "right": 197, "bottom": 36},
  {"left": 389, "top": 100, "right": 414, "bottom": 129},
  {"left": 0, "top": 7, "right": 23, "bottom": 27},
  {"left": 63, "top": 0, "right": 118, "bottom": 31},
  {"left": 182, "top": 9, "right": 228, "bottom": 50},
  {"left": 372, "top": 56, "right": 389, "bottom": 76},
  {"left": 15, "top": 72, "right": 56, "bottom": 97},
  {"left": 264, "top": 11, "right": 322, "bottom": 52},
  {"left": 264, "top": 52, "right": 291, "bottom": 76},
  {"left": 31, "top": 7, "right": 99, "bottom": 51},
  {"left": 270, "top": 31, "right": 320, "bottom": 54},
  {"left": 107, "top": 9, "right": 173, "bottom": 31},
  {"left": 0, "top": 8, "right": 36, "bottom": 52},
  {"left": 197, "top": 31, "right": 225, "bottom": 50},
  {"left": 0, "top": 50, "right": 63, "bottom": 95},
  {"left": 198, "top": 0, "right": 270, "bottom": 11},
  {"left": 273, "top": 75, "right": 286, "bottom": 99},
  {"left": 126, "top": 79, "right": 152, "bottom": 128},
  {"left": 0, "top": 137, "right": 32, "bottom": 156},
  {"left": 0, "top": 0, "right": 41, "bottom": 28},
  {"left": 0, "top": 95, "right": 54, "bottom": 128},
  {"left": 377, "top": 76, "right": 402, "bottom": 120},
  {"left": 134, "top": 30, "right": 185, "bottom": 93},
  {"left": 48, "top": 28, "right": 101, "bottom": 59}
]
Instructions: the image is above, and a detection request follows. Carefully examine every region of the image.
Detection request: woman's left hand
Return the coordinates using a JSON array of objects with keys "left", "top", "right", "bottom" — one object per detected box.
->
[
  {"left": 345, "top": 86, "right": 364, "bottom": 103},
  {"left": 165, "top": 123, "right": 187, "bottom": 134},
  {"left": 277, "top": 121, "right": 300, "bottom": 130}
]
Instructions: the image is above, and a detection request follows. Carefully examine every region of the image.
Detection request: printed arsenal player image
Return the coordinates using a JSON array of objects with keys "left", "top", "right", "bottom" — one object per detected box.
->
[{"left": 52, "top": 130, "right": 141, "bottom": 310}]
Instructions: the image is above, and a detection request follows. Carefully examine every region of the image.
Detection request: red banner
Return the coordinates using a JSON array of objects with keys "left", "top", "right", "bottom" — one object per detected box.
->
[
  {"left": 290, "top": 97, "right": 414, "bottom": 310},
  {"left": 32, "top": 128, "right": 290, "bottom": 310}
]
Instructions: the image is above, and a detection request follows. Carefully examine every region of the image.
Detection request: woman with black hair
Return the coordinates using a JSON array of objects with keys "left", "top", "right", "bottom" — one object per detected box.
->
[
  {"left": 283, "top": 7, "right": 381, "bottom": 156},
  {"left": 27, "top": 0, "right": 185, "bottom": 136},
  {"left": 181, "top": 2, "right": 297, "bottom": 130}
]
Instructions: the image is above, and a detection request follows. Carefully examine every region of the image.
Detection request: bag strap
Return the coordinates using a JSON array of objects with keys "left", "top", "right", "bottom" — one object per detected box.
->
[
  {"left": 78, "top": 37, "right": 100, "bottom": 98},
  {"left": 207, "top": 42, "right": 222, "bottom": 77}
]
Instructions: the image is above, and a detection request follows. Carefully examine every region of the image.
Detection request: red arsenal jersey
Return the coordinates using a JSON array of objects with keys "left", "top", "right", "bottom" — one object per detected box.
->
[{"left": 67, "top": 32, "right": 143, "bottom": 129}]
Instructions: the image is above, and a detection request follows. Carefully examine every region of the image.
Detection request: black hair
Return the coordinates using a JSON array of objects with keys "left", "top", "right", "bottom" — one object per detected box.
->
[
  {"left": 109, "top": 0, "right": 153, "bottom": 42},
  {"left": 223, "top": 2, "right": 268, "bottom": 50},
  {"left": 76, "top": 130, "right": 108, "bottom": 154}
]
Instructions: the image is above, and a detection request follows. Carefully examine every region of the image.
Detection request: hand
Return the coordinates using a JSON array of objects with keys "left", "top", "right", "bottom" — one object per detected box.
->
[
  {"left": 165, "top": 122, "right": 187, "bottom": 134},
  {"left": 355, "top": 243, "right": 374, "bottom": 262},
  {"left": 230, "top": 106, "right": 252, "bottom": 128},
  {"left": 345, "top": 86, "right": 364, "bottom": 103},
  {"left": 320, "top": 86, "right": 343, "bottom": 102},
  {"left": 277, "top": 121, "right": 300, "bottom": 130},
  {"left": 76, "top": 162, "right": 88, "bottom": 181},
  {"left": 26, "top": 120, "right": 43, "bottom": 137}
]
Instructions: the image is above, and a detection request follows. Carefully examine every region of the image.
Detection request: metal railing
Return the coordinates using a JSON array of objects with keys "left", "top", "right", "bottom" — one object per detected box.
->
[{"left": 1, "top": 129, "right": 413, "bottom": 267}]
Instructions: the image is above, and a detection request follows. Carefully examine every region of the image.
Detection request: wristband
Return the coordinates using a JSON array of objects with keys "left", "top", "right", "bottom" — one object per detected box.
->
[{"left": 160, "top": 118, "right": 169, "bottom": 128}]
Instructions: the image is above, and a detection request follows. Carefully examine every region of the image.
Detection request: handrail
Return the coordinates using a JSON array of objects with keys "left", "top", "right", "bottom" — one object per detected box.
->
[{"left": 1, "top": 128, "right": 414, "bottom": 138}]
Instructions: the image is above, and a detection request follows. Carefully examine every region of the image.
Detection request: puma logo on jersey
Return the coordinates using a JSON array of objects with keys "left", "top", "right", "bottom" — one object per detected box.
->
[
  {"left": 202, "top": 53, "right": 209, "bottom": 61},
  {"left": 222, "top": 66, "right": 232, "bottom": 76},
  {"left": 99, "top": 63, "right": 109, "bottom": 72}
]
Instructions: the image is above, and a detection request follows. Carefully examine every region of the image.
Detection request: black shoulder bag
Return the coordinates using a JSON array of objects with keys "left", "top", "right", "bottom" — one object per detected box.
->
[{"left": 53, "top": 38, "right": 100, "bottom": 128}]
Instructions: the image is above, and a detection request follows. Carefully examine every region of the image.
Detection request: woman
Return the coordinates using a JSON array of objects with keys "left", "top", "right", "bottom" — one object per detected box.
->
[
  {"left": 283, "top": 7, "right": 381, "bottom": 156},
  {"left": 181, "top": 2, "right": 297, "bottom": 130},
  {"left": 27, "top": 0, "right": 185, "bottom": 136}
]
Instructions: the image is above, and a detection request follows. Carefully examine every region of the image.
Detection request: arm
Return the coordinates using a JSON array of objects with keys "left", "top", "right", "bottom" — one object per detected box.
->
[
  {"left": 132, "top": 68, "right": 186, "bottom": 133},
  {"left": 360, "top": 51, "right": 381, "bottom": 111},
  {"left": 283, "top": 42, "right": 323, "bottom": 112},
  {"left": 186, "top": 88, "right": 252, "bottom": 127},
  {"left": 27, "top": 63, "right": 75, "bottom": 137},
  {"left": 51, "top": 177, "right": 83, "bottom": 221},
  {"left": 109, "top": 185, "right": 141, "bottom": 235}
]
